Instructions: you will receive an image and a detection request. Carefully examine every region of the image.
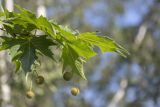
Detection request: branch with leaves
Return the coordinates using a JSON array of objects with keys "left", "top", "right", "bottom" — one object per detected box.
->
[{"left": 0, "top": 5, "right": 129, "bottom": 97}]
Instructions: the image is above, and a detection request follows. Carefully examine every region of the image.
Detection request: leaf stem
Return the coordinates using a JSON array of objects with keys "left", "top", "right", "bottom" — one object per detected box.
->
[
  {"left": 29, "top": 80, "right": 32, "bottom": 91},
  {"left": 35, "top": 70, "right": 39, "bottom": 77}
]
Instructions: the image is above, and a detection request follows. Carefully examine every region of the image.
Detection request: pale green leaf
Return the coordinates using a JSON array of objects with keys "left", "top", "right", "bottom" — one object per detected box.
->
[
  {"left": 68, "top": 40, "right": 96, "bottom": 59},
  {"left": 79, "top": 32, "right": 129, "bottom": 57}
]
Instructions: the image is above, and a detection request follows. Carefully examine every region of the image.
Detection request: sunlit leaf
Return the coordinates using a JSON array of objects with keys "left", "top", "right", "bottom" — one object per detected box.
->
[{"left": 0, "top": 5, "right": 129, "bottom": 79}]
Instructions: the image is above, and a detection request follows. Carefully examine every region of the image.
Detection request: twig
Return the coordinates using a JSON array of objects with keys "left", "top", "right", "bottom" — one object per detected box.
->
[
  {"left": 133, "top": 24, "right": 147, "bottom": 50},
  {"left": 108, "top": 79, "right": 128, "bottom": 107}
]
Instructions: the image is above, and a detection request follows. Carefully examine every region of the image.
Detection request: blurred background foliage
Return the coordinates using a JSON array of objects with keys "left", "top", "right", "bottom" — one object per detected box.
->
[{"left": 0, "top": 0, "right": 160, "bottom": 107}]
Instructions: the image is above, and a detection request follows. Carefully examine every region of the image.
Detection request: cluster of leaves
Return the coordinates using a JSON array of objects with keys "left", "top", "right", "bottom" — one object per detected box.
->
[{"left": 0, "top": 5, "right": 129, "bottom": 79}]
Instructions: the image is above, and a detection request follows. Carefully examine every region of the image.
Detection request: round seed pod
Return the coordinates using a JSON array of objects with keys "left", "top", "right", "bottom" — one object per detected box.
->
[
  {"left": 26, "top": 91, "right": 35, "bottom": 99},
  {"left": 63, "top": 72, "right": 73, "bottom": 81},
  {"left": 71, "top": 87, "right": 80, "bottom": 96},
  {"left": 36, "top": 75, "right": 45, "bottom": 85}
]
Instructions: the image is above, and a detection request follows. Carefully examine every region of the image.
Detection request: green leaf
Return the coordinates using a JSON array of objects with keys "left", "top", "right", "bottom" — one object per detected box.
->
[
  {"left": 15, "top": 5, "right": 37, "bottom": 25},
  {"left": 1, "top": 9, "right": 36, "bottom": 36},
  {"left": 0, "top": 5, "right": 129, "bottom": 80},
  {"left": 31, "top": 36, "right": 56, "bottom": 60},
  {"left": 9, "top": 45, "right": 22, "bottom": 61},
  {"left": 19, "top": 42, "right": 37, "bottom": 73},
  {"left": 75, "top": 58, "right": 86, "bottom": 80},
  {"left": 51, "top": 23, "right": 76, "bottom": 40},
  {"left": 68, "top": 40, "right": 96, "bottom": 59},
  {"left": 14, "top": 60, "right": 21, "bottom": 73},
  {"left": 0, "top": 36, "right": 55, "bottom": 73},
  {"left": 0, "top": 37, "right": 24, "bottom": 51},
  {"left": 4, "top": 9, "right": 16, "bottom": 18},
  {"left": 79, "top": 32, "right": 129, "bottom": 57},
  {"left": 0, "top": 12, "right": 5, "bottom": 17},
  {"left": 62, "top": 45, "right": 87, "bottom": 80},
  {"left": 37, "top": 16, "right": 55, "bottom": 37}
]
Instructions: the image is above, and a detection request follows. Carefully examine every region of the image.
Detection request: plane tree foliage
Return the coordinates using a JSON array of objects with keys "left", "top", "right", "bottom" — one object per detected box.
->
[{"left": 0, "top": 5, "right": 128, "bottom": 80}]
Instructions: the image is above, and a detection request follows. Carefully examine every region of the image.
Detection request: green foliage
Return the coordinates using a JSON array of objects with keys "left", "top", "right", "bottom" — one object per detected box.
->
[{"left": 0, "top": 5, "right": 129, "bottom": 79}]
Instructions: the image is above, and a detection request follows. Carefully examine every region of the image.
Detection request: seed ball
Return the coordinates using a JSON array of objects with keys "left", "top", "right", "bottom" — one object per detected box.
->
[
  {"left": 36, "top": 75, "right": 45, "bottom": 85},
  {"left": 26, "top": 91, "right": 35, "bottom": 99},
  {"left": 63, "top": 72, "right": 73, "bottom": 81},
  {"left": 71, "top": 87, "right": 80, "bottom": 96}
]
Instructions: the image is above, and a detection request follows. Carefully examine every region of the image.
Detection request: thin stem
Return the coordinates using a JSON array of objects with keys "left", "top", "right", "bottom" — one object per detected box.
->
[
  {"left": 34, "top": 70, "right": 39, "bottom": 77},
  {"left": 29, "top": 80, "right": 32, "bottom": 91}
]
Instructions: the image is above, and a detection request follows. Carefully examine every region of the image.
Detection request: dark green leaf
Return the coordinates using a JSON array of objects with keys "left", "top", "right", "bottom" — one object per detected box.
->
[
  {"left": 0, "top": 36, "right": 55, "bottom": 73},
  {"left": 31, "top": 36, "right": 56, "bottom": 60},
  {"left": 19, "top": 42, "right": 37, "bottom": 72}
]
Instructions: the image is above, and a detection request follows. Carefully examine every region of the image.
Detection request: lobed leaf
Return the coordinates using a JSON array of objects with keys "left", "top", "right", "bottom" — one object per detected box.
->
[
  {"left": 0, "top": 5, "right": 129, "bottom": 79},
  {"left": 62, "top": 45, "right": 86, "bottom": 80},
  {"left": 79, "top": 32, "right": 129, "bottom": 57},
  {"left": 0, "top": 36, "right": 55, "bottom": 73}
]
